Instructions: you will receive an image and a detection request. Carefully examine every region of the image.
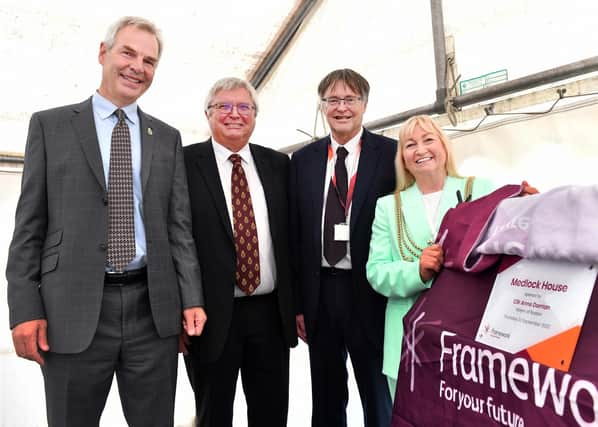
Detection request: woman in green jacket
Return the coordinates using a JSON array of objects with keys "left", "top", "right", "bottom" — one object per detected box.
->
[{"left": 366, "top": 115, "right": 494, "bottom": 400}]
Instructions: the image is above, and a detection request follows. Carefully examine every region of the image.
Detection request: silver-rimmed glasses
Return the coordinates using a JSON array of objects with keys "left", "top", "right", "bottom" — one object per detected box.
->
[{"left": 207, "top": 102, "right": 256, "bottom": 116}]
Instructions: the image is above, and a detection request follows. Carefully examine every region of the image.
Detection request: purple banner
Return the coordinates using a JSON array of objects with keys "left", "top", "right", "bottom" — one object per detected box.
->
[{"left": 392, "top": 259, "right": 598, "bottom": 427}]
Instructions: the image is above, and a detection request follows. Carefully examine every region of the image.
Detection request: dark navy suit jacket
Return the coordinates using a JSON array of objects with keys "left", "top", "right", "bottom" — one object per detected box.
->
[{"left": 289, "top": 128, "right": 397, "bottom": 351}]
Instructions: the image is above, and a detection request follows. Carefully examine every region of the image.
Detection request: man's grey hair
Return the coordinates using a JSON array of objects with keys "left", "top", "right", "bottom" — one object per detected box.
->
[
  {"left": 103, "top": 16, "right": 163, "bottom": 60},
  {"left": 204, "top": 77, "right": 259, "bottom": 115}
]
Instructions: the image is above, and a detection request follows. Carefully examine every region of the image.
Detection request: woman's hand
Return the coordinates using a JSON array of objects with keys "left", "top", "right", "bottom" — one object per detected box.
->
[
  {"left": 419, "top": 244, "right": 444, "bottom": 282},
  {"left": 521, "top": 180, "right": 539, "bottom": 196}
]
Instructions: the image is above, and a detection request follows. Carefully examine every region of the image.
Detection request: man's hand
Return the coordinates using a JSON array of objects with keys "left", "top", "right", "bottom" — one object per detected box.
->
[
  {"left": 179, "top": 331, "right": 190, "bottom": 355},
  {"left": 12, "top": 319, "right": 49, "bottom": 366},
  {"left": 296, "top": 314, "right": 307, "bottom": 343},
  {"left": 419, "top": 244, "right": 444, "bottom": 283},
  {"left": 183, "top": 307, "right": 207, "bottom": 336}
]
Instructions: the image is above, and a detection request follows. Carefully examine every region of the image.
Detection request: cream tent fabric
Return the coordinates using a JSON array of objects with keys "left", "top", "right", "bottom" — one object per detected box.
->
[{"left": 2, "top": 1, "right": 598, "bottom": 426}]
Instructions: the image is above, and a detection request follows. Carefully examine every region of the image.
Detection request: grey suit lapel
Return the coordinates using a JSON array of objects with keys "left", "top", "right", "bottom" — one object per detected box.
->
[
  {"left": 71, "top": 98, "right": 105, "bottom": 191},
  {"left": 139, "top": 109, "right": 155, "bottom": 192}
]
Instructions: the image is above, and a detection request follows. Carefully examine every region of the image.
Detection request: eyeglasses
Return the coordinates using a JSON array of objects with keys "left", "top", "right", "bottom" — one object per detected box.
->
[
  {"left": 207, "top": 102, "right": 256, "bottom": 116},
  {"left": 320, "top": 96, "right": 363, "bottom": 108}
]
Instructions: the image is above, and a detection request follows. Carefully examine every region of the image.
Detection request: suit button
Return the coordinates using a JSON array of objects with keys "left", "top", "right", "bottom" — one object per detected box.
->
[
  {"left": 102, "top": 196, "right": 108, "bottom": 205},
  {"left": 99, "top": 243, "right": 107, "bottom": 251}
]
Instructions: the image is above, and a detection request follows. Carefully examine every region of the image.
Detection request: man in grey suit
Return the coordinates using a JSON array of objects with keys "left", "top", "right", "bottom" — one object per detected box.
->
[{"left": 6, "top": 16, "right": 206, "bottom": 427}]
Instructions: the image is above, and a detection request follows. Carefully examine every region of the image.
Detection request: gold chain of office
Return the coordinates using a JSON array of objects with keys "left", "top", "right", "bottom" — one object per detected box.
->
[
  {"left": 394, "top": 177, "right": 474, "bottom": 262},
  {"left": 394, "top": 191, "right": 426, "bottom": 262}
]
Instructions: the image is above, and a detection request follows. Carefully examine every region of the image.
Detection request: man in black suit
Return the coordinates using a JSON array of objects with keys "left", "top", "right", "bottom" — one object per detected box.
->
[
  {"left": 290, "top": 69, "right": 396, "bottom": 427},
  {"left": 183, "top": 77, "right": 297, "bottom": 426},
  {"left": 6, "top": 16, "right": 206, "bottom": 427}
]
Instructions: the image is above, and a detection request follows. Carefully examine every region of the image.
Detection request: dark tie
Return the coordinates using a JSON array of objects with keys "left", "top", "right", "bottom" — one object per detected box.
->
[
  {"left": 106, "top": 109, "right": 135, "bottom": 272},
  {"left": 324, "top": 146, "right": 348, "bottom": 265},
  {"left": 230, "top": 154, "right": 260, "bottom": 295}
]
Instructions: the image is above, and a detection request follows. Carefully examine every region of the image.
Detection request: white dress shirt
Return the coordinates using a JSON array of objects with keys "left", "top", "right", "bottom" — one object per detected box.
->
[
  {"left": 212, "top": 139, "right": 276, "bottom": 297},
  {"left": 422, "top": 190, "right": 442, "bottom": 236},
  {"left": 321, "top": 128, "right": 363, "bottom": 269}
]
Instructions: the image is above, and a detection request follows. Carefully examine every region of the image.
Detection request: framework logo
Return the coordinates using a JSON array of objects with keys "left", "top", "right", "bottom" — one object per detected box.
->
[
  {"left": 401, "top": 296, "right": 442, "bottom": 392},
  {"left": 478, "top": 323, "right": 491, "bottom": 339}
]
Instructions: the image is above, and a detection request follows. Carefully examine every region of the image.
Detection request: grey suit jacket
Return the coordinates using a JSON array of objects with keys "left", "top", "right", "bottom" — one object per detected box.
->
[{"left": 6, "top": 97, "right": 204, "bottom": 353}]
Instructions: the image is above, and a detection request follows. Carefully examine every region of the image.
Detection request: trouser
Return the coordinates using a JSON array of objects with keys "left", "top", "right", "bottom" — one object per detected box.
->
[
  {"left": 185, "top": 292, "right": 289, "bottom": 427},
  {"left": 308, "top": 268, "right": 391, "bottom": 427},
  {"left": 42, "top": 279, "right": 178, "bottom": 427}
]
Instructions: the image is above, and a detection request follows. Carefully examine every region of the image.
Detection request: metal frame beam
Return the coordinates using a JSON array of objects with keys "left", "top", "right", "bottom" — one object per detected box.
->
[
  {"left": 249, "top": 0, "right": 320, "bottom": 89},
  {"left": 364, "top": 0, "right": 598, "bottom": 132}
]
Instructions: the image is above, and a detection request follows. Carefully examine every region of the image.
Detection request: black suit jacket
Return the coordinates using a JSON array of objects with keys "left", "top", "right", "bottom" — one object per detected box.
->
[
  {"left": 6, "top": 98, "right": 204, "bottom": 353},
  {"left": 289, "top": 128, "right": 397, "bottom": 350},
  {"left": 184, "top": 139, "right": 297, "bottom": 363}
]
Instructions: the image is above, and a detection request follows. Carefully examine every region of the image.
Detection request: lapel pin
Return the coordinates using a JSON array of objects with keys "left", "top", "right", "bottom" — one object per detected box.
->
[{"left": 147, "top": 127, "right": 153, "bottom": 136}]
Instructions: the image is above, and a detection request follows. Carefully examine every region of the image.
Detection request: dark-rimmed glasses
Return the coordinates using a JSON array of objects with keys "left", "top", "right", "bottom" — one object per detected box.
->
[{"left": 321, "top": 96, "right": 363, "bottom": 108}]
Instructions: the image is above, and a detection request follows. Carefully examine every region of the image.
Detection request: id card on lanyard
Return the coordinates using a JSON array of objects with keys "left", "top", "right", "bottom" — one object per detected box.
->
[{"left": 327, "top": 141, "right": 360, "bottom": 241}]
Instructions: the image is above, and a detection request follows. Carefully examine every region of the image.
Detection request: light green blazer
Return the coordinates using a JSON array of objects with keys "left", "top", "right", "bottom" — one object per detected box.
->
[{"left": 366, "top": 176, "right": 494, "bottom": 379}]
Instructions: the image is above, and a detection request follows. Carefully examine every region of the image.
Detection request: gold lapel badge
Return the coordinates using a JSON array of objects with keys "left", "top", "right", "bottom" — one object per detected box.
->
[{"left": 147, "top": 127, "right": 153, "bottom": 136}]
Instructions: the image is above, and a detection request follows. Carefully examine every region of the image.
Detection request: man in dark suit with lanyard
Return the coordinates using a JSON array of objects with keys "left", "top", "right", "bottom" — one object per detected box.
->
[
  {"left": 290, "top": 69, "right": 397, "bottom": 426},
  {"left": 6, "top": 16, "right": 206, "bottom": 427},
  {"left": 183, "top": 77, "right": 297, "bottom": 426}
]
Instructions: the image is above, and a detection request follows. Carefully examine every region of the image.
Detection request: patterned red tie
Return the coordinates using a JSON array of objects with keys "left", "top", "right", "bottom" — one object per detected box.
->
[
  {"left": 230, "top": 154, "right": 260, "bottom": 295},
  {"left": 106, "top": 109, "right": 135, "bottom": 272}
]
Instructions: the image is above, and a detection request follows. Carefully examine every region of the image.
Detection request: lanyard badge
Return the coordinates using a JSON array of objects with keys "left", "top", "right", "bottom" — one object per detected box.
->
[{"left": 327, "top": 141, "right": 361, "bottom": 241}]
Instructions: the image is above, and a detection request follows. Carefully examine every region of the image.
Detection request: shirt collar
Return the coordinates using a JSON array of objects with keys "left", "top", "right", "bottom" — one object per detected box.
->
[
  {"left": 330, "top": 127, "right": 363, "bottom": 155},
  {"left": 212, "top": 138, "right": 252, "bottom": 165},
  {"left": 92, "top": 91, "right": 139, "bottom": 125}
]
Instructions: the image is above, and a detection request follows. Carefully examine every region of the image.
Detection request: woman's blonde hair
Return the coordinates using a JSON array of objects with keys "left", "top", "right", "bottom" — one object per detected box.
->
[{"left": 395, "top": 115, "right": 460, "bottom": 191}]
